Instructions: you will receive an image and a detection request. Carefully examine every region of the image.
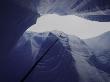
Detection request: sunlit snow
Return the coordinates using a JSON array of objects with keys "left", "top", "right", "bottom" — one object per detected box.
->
[{"left": 27, "top": 14, "right": 110, "bottom": 39}]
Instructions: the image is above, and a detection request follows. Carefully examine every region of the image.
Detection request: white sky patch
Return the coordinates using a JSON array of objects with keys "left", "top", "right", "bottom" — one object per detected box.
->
[{"left": 27, "top": 14, "right": 110, "bottom": 39}]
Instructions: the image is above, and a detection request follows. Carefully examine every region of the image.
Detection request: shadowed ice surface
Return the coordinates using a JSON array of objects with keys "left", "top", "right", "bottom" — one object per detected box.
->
[{"left": 1, "top": 31, "right": 110, "bottom": 82}]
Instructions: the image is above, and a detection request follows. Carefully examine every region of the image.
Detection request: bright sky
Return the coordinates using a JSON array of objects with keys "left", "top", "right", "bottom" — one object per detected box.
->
[{"left": 27, "top": 14, "right": 110, "bottom": 39}]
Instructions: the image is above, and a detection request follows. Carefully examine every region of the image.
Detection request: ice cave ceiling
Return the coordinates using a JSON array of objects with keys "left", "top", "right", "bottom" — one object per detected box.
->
[
  {"left": 37, "top": 0, "right": 110, "bottom": 21},
  {"left": 13, "top": 0, "right": 110, "bottom": 21}
]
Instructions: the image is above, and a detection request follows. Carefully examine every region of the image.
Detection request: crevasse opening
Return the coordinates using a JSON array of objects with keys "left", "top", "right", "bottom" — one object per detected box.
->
[{"left": 27, "top": 14, "right": 110, "bottom": 39}]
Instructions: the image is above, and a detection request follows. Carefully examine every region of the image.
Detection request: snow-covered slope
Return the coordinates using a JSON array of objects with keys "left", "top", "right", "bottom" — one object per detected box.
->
[
  {"left": 84, "top": 31, "right": 110, "bottom": 74},
  {"left": 68, "top": 34, "right": 110, "bottom": 82},
  {"left": 1, "top": 31, "right": 110, "bottom": 82}
]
